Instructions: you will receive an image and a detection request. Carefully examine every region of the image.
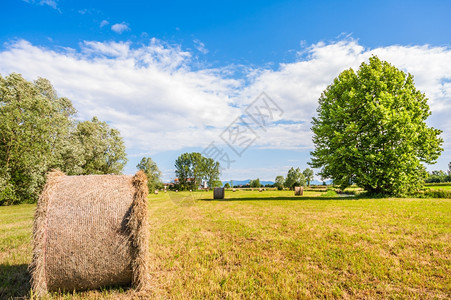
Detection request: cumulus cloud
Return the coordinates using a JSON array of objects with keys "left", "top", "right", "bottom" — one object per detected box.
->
[
  {"left": 0, "top": 39, "right": 241, "bottom": 155},
  {"left": 111, "top": 22, "right": 130, "bottom": 34},
  {"left": 0, "top": 38, "right": 450, "bottom": 176}
]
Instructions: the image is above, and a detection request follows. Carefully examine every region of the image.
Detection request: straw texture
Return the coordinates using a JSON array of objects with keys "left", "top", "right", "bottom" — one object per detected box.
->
[
  {"left": 30, "top": 170, "right": 149, "bottom": 295},
  {"left": 294, "top": 186, "right": 304, "bottom": 196}
]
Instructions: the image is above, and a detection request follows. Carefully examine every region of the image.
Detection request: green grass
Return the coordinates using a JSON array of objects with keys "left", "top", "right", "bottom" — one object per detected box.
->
[
  {"left": 1, "top": 191, "right": 450, "bottom": 299},
  {"left": 426, "top": 185, "right": 451, "bottom": 191}
]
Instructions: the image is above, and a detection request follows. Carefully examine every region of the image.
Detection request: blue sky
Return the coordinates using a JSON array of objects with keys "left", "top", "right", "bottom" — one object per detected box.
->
[{"left": 1, "top": 0, "right": 450, "bottom": 182}]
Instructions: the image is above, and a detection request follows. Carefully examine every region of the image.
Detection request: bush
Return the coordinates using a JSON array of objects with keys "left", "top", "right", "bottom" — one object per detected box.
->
[{"left": 0, "top": 183, "right": 19, "bottom": 206}]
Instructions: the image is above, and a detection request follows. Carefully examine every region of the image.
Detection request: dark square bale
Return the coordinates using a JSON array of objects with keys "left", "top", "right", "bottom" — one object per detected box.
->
[{"left": 214, "top": 187, "right": 225, "bottom": 199}]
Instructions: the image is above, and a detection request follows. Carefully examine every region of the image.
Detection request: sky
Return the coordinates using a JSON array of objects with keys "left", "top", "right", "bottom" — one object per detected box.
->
[{"left": 1, "top": 0, "right": 450, "bottom": 182}]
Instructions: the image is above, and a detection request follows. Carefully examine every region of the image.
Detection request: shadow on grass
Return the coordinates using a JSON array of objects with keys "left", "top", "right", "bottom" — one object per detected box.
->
[
  {"left": 0, "top": 263, "right": 30, "bottom": 299},
  {"left": 203, "top": 196, "right": 361, "bottom": 202},
  {"left": 0, "top": 263, "right": 132, "bottom": 299}
]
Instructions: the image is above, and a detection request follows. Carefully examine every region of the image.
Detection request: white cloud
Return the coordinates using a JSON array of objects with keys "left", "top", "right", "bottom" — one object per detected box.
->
[
  {"left": 193, "top": 39, "right": 208, "bottom": 54},
  {"left": 111, "top": 22, "right": 130, "bottom": 34},
  {"left": 0, "top": 38, "right": 450, "bottom": 175},
  {"left": 100, "top": 20, "right": 109, "bottom": 28},
  {"left": 23, "top": 0, "right": 59, "bottom": 10},
  {"left": 0, "top": 39, "right": 241, "bottom": 154},
  {"left": 40, "top": 0, "right": 57, "bottom": 9}
]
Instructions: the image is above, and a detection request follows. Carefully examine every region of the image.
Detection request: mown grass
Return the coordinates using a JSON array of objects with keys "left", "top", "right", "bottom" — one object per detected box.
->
[
  {"left": 426, "top": 185, "right": 451, "bottom": 191},
  {"left": 0, "top": 191, "right": 450, "bottom": 299}
]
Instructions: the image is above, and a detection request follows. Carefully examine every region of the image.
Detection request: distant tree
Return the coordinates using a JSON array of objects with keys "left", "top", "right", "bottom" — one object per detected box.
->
[
  {"left": 137, "top": 157, "right": 162, "bottom": 192},
  {"left": 174, "top": 152, "right": 220, "bottom": 190},
  {"left": 250, "top": 178, "right": 261, "bottom": 188},
  {"left": 224, "top": 182, "right": 231, "bottom": 188},
  {"left": 275, "top": 175, "right": 285, "bottom": 190},
  {"left": 425, "top": 170, "right": 448, "bottom": 183},
  {"left": 310, "top": 56, "right": 443, "bottom": 195},
  {"left": 284, "top": 168, "right": 306, "bottom": 189},
  {"left": 212, "top": 180, "right": 223, "bottom": 188},
  {"left": 302, "top": 168, "right": 314, "bottom": 186},
  {"left": 75, "top": 117, "right": 127, "bottom": 175}
]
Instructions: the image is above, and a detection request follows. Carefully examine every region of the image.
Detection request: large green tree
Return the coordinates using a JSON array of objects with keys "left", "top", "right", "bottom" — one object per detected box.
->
[
  {"left": 203, "top": 157, "right": 220, "bottom": 189},
  {"left": 0, "top": 73, "right": 128, "bottom": 205},
  {"left": 310, "top": 56, "right": 443, "bottom": 195},
  {"left": 0, "top": 74, "right": 77, "bottom": 204},
  {"left": 174, "top": 152, "right": 220, "bottom": 190},
  {"left": 75, "top": 117, "right": 127, "bottom": 175},
  {"left": 137, "top": 157, "right": 162, "bottom": 192}
]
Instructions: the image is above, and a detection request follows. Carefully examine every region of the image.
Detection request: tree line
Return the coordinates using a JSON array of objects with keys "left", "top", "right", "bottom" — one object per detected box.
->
[
  {"left": 0, "top": 73, "right": 127, "bottom": 205},
  {"left": 425, "top": 163, "right": 451, "bottom": 183}
]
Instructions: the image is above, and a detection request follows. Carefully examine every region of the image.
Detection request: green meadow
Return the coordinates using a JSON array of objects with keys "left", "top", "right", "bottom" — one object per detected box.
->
[{"left": 1, "top": 191, "right": 450, "bottom": 299}]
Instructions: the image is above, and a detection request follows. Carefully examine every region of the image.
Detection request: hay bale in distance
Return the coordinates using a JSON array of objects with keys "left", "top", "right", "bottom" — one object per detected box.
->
[
  {"left": 214, "top": 187, "right": 225, "bottom": 199},
  {"left": 259, "top": 188, "right": 263, "bottom": 192},
  {"left": 30, "top": 170, "right": 149, "bottom": 296},
  {"left": 232, "top": 188, "right": 236, "bottom": 192},
  {"left": 154, "top": 189, "right": 159, "bottom": 194},
  {"left": 294, "top": 186, "right": 304, "bottom": 196}
]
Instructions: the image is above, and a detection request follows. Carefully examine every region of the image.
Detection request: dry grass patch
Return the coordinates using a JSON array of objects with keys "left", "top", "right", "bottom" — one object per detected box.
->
[{"left": 0, "top": 190, "right": 450, "bottom": 299}]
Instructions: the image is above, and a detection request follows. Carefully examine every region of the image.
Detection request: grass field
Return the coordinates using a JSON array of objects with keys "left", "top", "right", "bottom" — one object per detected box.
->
[
  {"left": 1, "top": 191, "right": 450, "bottom": 299},
  {"left": 426, "top": 185, "right": 451, "bottom": 191}
]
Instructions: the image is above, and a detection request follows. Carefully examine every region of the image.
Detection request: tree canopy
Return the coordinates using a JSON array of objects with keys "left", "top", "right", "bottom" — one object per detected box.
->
[
  {"left": 274, "top": 175, "right": 285, "bottom": 190},
  {"left": 284, "top": 167, "right": 306, "bottom": 189},
  {"left": 137, "top": 157, "right": 162, "bottom": 192},
  {"left": 310, "top": 56, "right": 443, "bottom": 195},
  {"left": 250, "top": 178, "right": 261, "bottom": 188},
  {"left": 75, "top": 117, "right": 127, "bottom": 175},
  {"left": 174, "top": 152, "right": 221, "bottom": 190},
  {"left": 0, "top": 73, "right": 127, "bottom": 205},
  {"left": 302, "top": 168, "right": 314, "bottom": 186}
]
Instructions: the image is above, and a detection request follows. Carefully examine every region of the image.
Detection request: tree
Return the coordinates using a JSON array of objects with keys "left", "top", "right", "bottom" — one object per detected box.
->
[
  {"left": 137, "top": 157, "right": 162, "bottom": 192},
  {"left": 0, "top": 74, "right": 78, "bottom": 204},
  {"left": 224, "top": 182, "right": 231, "bottom": 188},
  {"left": 203, "top": 157, "right": 220, "bottom": 189},
  {"left": 284, "top": 168, "right": 305, "bottom": 189},
  {"left": 302, "top": 168, "right": 314, "bottom": 186},
  {"left": 274, "top": 175, "right": 285, "bottom": 190},
  {"left": 75, "top": 117, "right": 127, "bottom": 175},
  {"left": 310, "top": 56, "right": 443, "bottom": 195},
  {"left": 250, "top": 178, "right": 261, "bottom": 188},
  {"left": 174, "top": 152, "right": 220, "bottom": 190},
  {"left": 0, "top": 73, "right": 128, "bottom": 205}
]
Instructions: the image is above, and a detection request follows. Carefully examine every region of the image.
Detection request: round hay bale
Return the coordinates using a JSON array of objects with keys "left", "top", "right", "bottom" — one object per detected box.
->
[
  {"left": 30, "top": 170, "right": 149, "bottom": 295},
  {"left": 154, "top": 189, "right": 159, "bottom": 194},
  {"left": 294, "top": 186, "right": 304, "bottom": 196}
]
